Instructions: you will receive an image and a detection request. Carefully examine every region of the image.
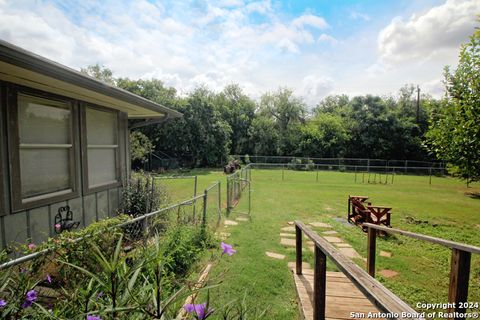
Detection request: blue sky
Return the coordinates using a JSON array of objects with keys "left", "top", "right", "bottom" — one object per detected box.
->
[{"left": 0, "top": 0, "right": 478, "bottom": 106}]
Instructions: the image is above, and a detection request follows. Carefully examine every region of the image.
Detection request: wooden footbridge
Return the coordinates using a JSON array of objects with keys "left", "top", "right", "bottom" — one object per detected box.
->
[{"left": 292, "top": 221, "right": 480, "bottom": 320}]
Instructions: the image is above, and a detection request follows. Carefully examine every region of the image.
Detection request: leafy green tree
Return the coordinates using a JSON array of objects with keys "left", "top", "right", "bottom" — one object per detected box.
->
[
  {"left": 216, "top": 84, "right": 256, "bottom": 155},
  {"left": 248, "top": 116, "right": 279, "bottom": 155},
  {"left": 259, "top": 88, "right": 306, "bottom": 155},
  {"left": 116, "top": 78, "right": 177, "bottom": 107},
  {"left": 426, "top": 30, "right": 480, "bottom": 183},
  {"left": 129, "top": 131, "right": 153, "bottom": 163},
  {"left": 80, "top": 64, "right": 116, "bottom": 85},
  {"left": 298, "top": 113, "right": 349, "bottom": 158}
]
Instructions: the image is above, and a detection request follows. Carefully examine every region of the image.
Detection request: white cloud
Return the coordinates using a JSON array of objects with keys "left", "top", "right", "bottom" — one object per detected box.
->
[
  {"left": 301, "top": 75, "right": 335, "bottom": 105},
  {"left": 422, "top": 78, "right": 445, "bottom": 98},
  {"left": 350, "top": 11, "right": 370, "bottom": 21},
  {"left": 291, "top": 14, "right": 329, "bottom": 30},
  {"left": 318, "top": 33, "right": 338, "bottom": 45},
  {"left": 378, "top": 0, "right": 480, "bottom": 64}
]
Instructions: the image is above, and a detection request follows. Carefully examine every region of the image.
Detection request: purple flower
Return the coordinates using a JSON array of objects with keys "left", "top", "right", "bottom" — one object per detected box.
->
[
  {"left": 54, "top": 223, "right": 61, "bottom": 231},
  {"left": 221, "top": 242, "right": 236, "bottom": 256},
  {"left": 46, "top": 274, "right": 52, "bottom": 284},
  {"left": 21, "top": 300, "right": 33, "bottom": 309},
  {"left": 26, "top": 290, "right": 37, "bottom": 302},
  {"left": 0, "top": 300, "right": 6, "bottom": 308},
  {"left": 96, "top": 291, "right": 104, "bottom": 299},
  {"left": 184, "top": 303, "right": 214, "bottom": 319},
  {"left": 87, "top": 315, "right": 101, "bottom": 320},
  {"left": 27, "top": 243, "right": 36, "bottom": 250}
]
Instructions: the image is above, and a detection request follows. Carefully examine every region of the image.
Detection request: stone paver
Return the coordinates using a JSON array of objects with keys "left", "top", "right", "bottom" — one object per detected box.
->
[
  {"left": 288, "top": 261, "right": 311, "bottom": 269},
  {"left": 322, "top": 230, "right": 338, "bottom": 235},
  {"left": 216, "top": 232, "right": 231, "bottom": 241},
  {"left": 378, "top": 269, "right": 399, "bottom": 278},
  {"left": 287, "top": 221, "right": 294, "bottom": 225},
  {"left": 280, "top": 238, "right": 296, "bottom": 247},
  {"left": 380, "top": 251, "right": 392, "bottom": 258},
  {"left": 224, "top": 220, "right": 238, "bottom": 226},
  {"left": 323, "top": 236, "right": 343, "bottom": 243},
  {"left": 236, "top": 217, "right": 249, "bottom": 222},
  {"left": 280, "top": 233, "right": 295, "bottom": 238},
  {"left": 309, "top": 222, "right": 332, "bottom": 228},
  {"left": 338, "top": 247, "right": 361, "bottom": 259},
  {"left": 265, "top": 251, "right": 285, "bottom": 260},
  {"left": 281, "top": 226, "right": 296, "bottom": 232},
  {"left": 335, "top": 243, "right": 352, "bottom": 248}
]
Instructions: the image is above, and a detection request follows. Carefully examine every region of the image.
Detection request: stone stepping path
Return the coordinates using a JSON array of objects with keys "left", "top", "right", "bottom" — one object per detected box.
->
[
  {"left": 309, "top": 222, "right": 332, "bottom": 228},
  {"left": 287, "top": 221, "right": 294, "bottom": 225},
  {"left": 280, "top": 238, "right": 296, "bottom": 247},
  {"left": 323, "top": 236, "right": 343, "bottom": 243},
  {"left": 281, "top": 226, "right": 296, "bottom": 232},
  {"left": 335, "top": 243, "right": 352, "bottom": 248},
  {"left": 235, "top": 217, "right": 249, "bottom": 222},
  {"left": 216, "top": 232, "right": 231, "bottom": 241},
  {"left": 265, "top": 251, "right": 285, "bottom": 260},
  {"left": 288, "top": 261, "right": 311, "bottom": 269},
  {"left": 338, "top": 247, "right": 361, "bottom": 259},
  {"left": 224, "top": 220, "right": 238, "bottom": 226},
  {"left": 380, "top": 251, "right": 392, "bottom": 258},
  {"left": 280, "top": 232, "right": 295, "bottom": 237},
  {"left": 322, "top": 230, "right": 338, "bottom": 235}
]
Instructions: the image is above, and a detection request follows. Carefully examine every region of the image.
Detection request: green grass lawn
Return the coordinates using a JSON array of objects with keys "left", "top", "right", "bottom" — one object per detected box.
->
[{"left": 159, "top": 168, "right": 480, "bottom": 319}]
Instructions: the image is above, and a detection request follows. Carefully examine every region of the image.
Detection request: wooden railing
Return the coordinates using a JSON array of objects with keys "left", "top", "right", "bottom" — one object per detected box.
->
[
  {"left": 294, "top": 221, "right": 420, "bottom": 320},
  {"left": 363, "top": 223, "right": 480, "bottom": 317}
]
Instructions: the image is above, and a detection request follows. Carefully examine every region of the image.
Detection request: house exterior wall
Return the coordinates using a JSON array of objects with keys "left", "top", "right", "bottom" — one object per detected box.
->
[{"left": 0, "top": 80, "right": 130, "bottom": 250}]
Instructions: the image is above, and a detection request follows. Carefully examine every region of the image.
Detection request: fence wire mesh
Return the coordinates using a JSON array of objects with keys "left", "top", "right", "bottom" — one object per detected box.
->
[
  {"left": 226, "top": 165, "right": 251, "bottom": 213},
  {"left": 0, "top": 176, "right": 221, "bottom": 272},
  {"left": 232, "top": 155, "right": 446, "bottom": 174}
]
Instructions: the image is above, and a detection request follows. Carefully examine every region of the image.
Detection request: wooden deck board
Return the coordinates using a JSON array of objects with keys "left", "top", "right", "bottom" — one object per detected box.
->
[{"left": 290, "top": 266, "right": 384, "bottom": 320}]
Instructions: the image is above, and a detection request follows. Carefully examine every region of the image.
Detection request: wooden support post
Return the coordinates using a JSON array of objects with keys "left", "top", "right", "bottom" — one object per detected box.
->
[
  {"left": 316, "top": 166, "right": 319, "bottom": 182},
  {"left": 367, "top": 227, "right": 377, "bottom": 277},
  {"left": 314, "top": 245, "right": 327, "bottom": 320},
  {"left": 296, "top": 225, "right": 302, "bottom": 275},
  {"left": 218, "top": 182, "right": 222, "bottom": 221},
  {"left": 447, "top": 249, "right": 471, "bottom": 317},
  {"left": 282, "top": 165, "right": 285, "bottom": 181},
  {"left": 354, "top": 166, "right": 357, "bottom": 183},
  {"left": 429, "top": 168, "right": 432, "bottom": 186}
]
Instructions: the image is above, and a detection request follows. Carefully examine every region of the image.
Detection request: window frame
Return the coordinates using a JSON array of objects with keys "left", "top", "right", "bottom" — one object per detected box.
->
[
  {"left": 7, "top": 85, "right": 80, "bottom": 212},
  {"left": 80, "top": 103, "right": 122, "bottom": 194}
]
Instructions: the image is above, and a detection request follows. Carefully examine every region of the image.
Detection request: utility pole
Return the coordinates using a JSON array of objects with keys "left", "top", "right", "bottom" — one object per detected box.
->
[{"left": 416, "top": 85, "right": 420, "bottom": 123}]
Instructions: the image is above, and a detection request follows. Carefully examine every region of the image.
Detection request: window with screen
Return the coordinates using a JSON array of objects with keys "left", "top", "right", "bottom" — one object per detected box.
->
[
  {"left": 84, "top": 106, "right": 120, "bottom": 191},
  {"left": 10, "top": 93, "right": 78, "bottom": 210}
]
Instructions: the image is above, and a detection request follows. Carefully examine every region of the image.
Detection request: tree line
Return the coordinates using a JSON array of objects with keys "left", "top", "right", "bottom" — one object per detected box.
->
[{"left": 81, "top": 27, "right": 479, "bottom": 182}]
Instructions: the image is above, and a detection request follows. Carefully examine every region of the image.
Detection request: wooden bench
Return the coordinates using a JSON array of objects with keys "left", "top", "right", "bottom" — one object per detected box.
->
[{"left": 348, "top": 195, "right": 392, "bottom": 232}]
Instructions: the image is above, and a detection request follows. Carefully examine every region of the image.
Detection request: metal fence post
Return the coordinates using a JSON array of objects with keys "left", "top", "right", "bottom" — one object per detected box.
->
[
  {"left": 193, "top": 176, "right": 198, "bottom": 220},
  {"left": 202, "top": 189, "right": 208, "bottom": 226},
  {"left": 218, "top": 181, "right": 222, "bottom": 221}
]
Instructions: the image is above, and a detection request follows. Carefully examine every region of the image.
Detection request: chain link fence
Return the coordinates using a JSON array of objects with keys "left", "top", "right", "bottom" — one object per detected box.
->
[
  {"left": 0, "top": 177, "right": 221, "bottom": 272},
  {"left": 226, "top": 165, "right": 252, "bottom": 213},
  {"left": 232, "top": 155, "right": 446, "bottom": 175}
]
